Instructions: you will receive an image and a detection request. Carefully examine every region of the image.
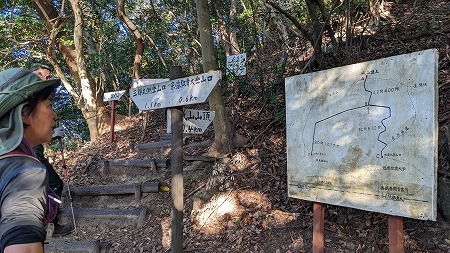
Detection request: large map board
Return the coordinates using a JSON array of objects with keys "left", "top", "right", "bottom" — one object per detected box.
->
[{"left": 285, "top": 49, "right": 438, "bottom": 220}]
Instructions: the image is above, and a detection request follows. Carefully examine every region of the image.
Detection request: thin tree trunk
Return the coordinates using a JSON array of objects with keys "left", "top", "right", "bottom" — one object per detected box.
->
[
  {"left": 196, "top": 0, "right": 233, "bottom": 157},
  {"left": 70, "top": 0, "right": 100, "bottom": 140},
  {"left": 229, "top": 0, "right": 240, "bottom": 55},
  {"left": 33, "top": 0, "right": 103, "bottom": 141},
  {"left": 117, "top": 0, "right": 143, "bottom": 80}
]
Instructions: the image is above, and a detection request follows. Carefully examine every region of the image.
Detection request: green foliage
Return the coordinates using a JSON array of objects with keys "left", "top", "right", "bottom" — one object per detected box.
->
[
  {"left": 1, "top": 0, "right": 368, "bottom": 144},
  {"left": 56, "top": 37, "right": 74, "bottom": 46},
  {"left": 53, "top": 88, "right": 90, "bottom": 143}
]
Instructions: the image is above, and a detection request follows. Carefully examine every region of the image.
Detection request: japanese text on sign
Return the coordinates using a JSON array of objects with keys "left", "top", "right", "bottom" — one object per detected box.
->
[
  {"left": 226, "top": 53, "right": 246, "bottom": 76},
  {"left": 167, "top": 109, "right": 215, "bottom": 134},
  {"left": 130, "top": 70, "right": 222, "bottom": 110},
  {"left": 103, "top": 90, "right": 126, "bottom": 102}
]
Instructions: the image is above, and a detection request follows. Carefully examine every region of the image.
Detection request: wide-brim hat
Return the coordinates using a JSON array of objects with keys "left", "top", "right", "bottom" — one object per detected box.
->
[{"left": 0, "top": 68, "right": 60, "bottom": 155}]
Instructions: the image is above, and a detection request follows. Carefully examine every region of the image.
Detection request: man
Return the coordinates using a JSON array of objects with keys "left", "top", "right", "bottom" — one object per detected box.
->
[
  {"left": 32, "top": 63, "right": 73, "bottom": 237},
  {"left": 0, "top": 67, "right": 59, "bottom": 252}
]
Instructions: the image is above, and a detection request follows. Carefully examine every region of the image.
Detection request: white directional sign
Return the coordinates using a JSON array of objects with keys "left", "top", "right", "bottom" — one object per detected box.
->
[
  {"left": 132, "top": 78, "right": 170, "bottom": 88},
  {"left": 167, "top": 109, "right": 215, "bottom": 134},
  {"left": 130, "top": 71, "right": 221, "bottom": 110},
  {"left": 103, "top": 90, "right": 126, "bottom": 102},
  {"left": 285, "top": 49, "right": 438, "bottom": 220}
]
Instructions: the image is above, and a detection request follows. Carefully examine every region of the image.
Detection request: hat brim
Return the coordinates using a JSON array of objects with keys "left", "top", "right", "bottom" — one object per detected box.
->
[{"left": 0, "top": 72, "right": 60, "bottom": 119}]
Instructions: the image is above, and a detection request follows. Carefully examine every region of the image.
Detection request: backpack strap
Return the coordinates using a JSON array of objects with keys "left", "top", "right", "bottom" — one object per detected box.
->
[{"left": 0, "top": 151, "right": 41, "bottom": 192}]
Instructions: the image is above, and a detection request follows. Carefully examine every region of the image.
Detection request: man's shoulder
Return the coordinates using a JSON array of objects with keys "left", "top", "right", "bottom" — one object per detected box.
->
[{"left": 0, "top": 153, "right": 43, "bottom": 170}]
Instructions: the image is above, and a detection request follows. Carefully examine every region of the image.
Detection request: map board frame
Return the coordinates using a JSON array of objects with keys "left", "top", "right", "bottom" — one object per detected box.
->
[{"left": 285, "top": 49, "right": 438, "bottom": 220}]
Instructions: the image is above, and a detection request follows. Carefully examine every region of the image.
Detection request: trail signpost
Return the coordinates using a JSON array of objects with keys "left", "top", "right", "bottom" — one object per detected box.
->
[
  {"left": 166, "top": 108, "right": 215, "bottom": 134},
  {"left": 130, "top": 68, "right": 221, "bottom": 253},
  {"left": 103, "top": 90, "right": 126, "bottom": 143},
  {"left": 130, "top": 71, "right": 221, "bottom": 110},
  {"left": 285, "top": 49, "right": 438, "bottom": 252},
  {"left": 132, "top": 78, "right": 170, "bottom": 88}
]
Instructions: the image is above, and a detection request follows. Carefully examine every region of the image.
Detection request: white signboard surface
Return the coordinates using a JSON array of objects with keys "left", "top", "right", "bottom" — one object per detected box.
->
[
  {"left": 167, "top": 109, "right": 215, "bottom": 134},
  {"left": 226, "top": 53, "right": 246, "bottom": 76},
  {"left": 132, "top": 78, "right": 170, "bottom": 88},
  {"left": 103, "top": 90, "right": 126, "bottom": 102},
  {"left": 285, "top": 49, "right": 438, "bottom": 220},
  {"left": 130, "top": 71, "right": 221, "bottom": 110}
]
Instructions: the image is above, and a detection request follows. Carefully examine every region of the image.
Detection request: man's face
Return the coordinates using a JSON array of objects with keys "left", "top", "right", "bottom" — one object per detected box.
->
[
  {"left": 22, "top": 95, "right": 57, "bottom": 147},
  {"left": 33, "top": 67, "right": 52, "bottom": 80}
]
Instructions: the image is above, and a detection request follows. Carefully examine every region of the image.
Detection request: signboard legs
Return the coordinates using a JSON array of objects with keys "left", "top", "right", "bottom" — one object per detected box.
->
[
  {"left": 313, "top": 202, "right": 325, "bottom": 253},
  {"left": 170, "top": 66, "right": 184, "bottom": 253},
  {"left": 311, "top": 203, "right": 405, "bottom": 252},
  {"left": 388, "top": 216, "right": 404, "bottom": 253}
]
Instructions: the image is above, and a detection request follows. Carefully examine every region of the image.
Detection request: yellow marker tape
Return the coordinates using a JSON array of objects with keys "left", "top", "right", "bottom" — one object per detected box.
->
[{"left": 160, "top": 185, "right": 170, "bottom": 192}]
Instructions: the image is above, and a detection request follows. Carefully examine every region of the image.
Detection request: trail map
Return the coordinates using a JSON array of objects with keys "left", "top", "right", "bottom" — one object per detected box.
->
[{"left": 285, "top": 49, "right": 438, "bottom": 220}]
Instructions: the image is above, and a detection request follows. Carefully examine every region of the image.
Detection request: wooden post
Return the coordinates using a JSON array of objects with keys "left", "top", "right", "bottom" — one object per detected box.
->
[
  {"left": 313, "top": 202, "right": 325, "bottom": 253},
  {"left": 110, "top": 100, "right": 116, "bottom": 143},
  {"left": 170, "top": 66, "right": 184, "bottom": 253},
  {"left": 388, "top": 215, "right": 404, "bottom": 253}
]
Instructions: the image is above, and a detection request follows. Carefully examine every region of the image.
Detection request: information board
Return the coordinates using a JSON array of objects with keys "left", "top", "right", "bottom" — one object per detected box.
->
[
  {"left": 226, "top": 53, "right": 246, "bottom": 76},
  {"left": 285, "top": 49, "right": 438, "bottom": 220},
  {"left": 130, "top": 71, "right": 221, "bottom": 110}
]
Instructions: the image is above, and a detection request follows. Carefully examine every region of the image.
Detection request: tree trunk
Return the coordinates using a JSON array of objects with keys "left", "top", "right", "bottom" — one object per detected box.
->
[
  {"left": 305, "top": 0, "right": 324, "bottom": 63},
  {"left": 117, "top": 0, "right": 143, "bottom": 80},
  {"left": 196, "top": 0, "right": 233, "bottom": 157},
  {"left": 70, "top": 0, "right": 100, "bottom": 140},
  {"left": 211, "top": 0, "right": 231, "bottom": 56},
  {"left": 33, "top": 0, "right": 102, "bottom": 141},
  {"left": 229, "top": 0, "right": 240, "bottom": 55}
]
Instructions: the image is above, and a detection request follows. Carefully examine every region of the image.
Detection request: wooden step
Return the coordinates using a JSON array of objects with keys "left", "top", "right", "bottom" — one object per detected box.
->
[
  {"left": 137, "top": 140, "right": 171, "bottom": 150},
  {"left": 59, "top": 208, "right": 147, "bottom": 228},
  {"left": 45, "top": 239, "right": 109, "bottom": 253},
  {"left": 62, "top": 182, "right": 162, "bottom": 208}
]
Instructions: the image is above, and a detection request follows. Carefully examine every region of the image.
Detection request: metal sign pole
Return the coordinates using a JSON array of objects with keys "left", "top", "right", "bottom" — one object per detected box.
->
[
  {"left": 110, "top": 100, "right": 116, "bottom": 143},
  {"left": 170, "top": 66, "right": 184, "bottom": 253}
]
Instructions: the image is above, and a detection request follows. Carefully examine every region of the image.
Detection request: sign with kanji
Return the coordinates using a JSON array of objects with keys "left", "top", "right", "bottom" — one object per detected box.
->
[
  {"left": 130, "top": 70, "right": 222, "bottom": 110},
  {"left": 226, "top": 53, "right": 246, "bottom": 76},
  {"left": 103, "top": 90, "right": 126, "bottom": 102},
  {"left": 285, "top": 49, "right": 438, "bottom": 220},
  {"left": 166, "top": 109, "right": 215, "bottom": 134},
  {"left": 132, "top": 78, "right": 170, "bottom": 88}
]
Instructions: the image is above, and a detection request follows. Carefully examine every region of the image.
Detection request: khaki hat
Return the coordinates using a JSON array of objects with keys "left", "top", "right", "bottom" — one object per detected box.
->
[
  {"left": 0, "top": 68, "right": 60, "bottom": 118},
  {"left": 0, "top": 68, "right": 60, "bottom": 155}
]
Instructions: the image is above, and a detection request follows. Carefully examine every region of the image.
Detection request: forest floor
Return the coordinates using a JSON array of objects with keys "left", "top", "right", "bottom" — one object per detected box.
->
[{"left": 56, "top": 0, "right": 450, "bottom": 252}]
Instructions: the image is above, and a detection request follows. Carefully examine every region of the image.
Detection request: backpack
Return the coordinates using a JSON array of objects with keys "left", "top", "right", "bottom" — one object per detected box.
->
[{"left": 0, "top": 151, "right": 60, "bottom": 224}]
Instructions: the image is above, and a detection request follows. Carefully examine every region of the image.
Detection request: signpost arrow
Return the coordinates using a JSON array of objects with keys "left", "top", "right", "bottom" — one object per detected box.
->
[
  {"left": 166, "top": 109, "right": 215, "bottom": 134},
  {"left": 130, "top": 70, "right": 222, "bottom": 111},
  {"left": 103, "top": 90, "right": 126, "bottom": 102}
]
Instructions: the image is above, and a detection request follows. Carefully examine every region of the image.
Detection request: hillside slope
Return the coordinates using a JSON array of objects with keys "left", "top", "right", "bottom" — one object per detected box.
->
[{"left": 57, "top": 0, "right": 450, "bottom": 252}]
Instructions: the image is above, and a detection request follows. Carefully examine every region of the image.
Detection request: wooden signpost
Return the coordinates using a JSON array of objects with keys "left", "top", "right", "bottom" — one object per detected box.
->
[
  {"left": 103, "top": 90, "right": 126, "bottom": 143},
  {"left": 130, "top": 68, "right": 221, "bottom": 253}
]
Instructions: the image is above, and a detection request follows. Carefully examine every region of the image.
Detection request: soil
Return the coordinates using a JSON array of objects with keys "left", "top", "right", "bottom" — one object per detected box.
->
[{"left": 54, "top": 0, "right": 450, "bottom": 252}]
